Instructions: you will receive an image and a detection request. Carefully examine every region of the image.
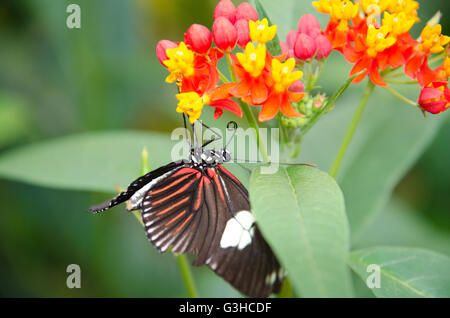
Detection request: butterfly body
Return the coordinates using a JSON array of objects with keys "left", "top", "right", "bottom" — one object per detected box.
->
[{"left": 89, "top": 138, "right": 284, "bottom": 297}]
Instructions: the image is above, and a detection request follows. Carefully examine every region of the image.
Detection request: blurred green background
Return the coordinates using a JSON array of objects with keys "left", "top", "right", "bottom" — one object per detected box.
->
[{"left": 0, "top": 0, "right": 449, "bottom": 297}]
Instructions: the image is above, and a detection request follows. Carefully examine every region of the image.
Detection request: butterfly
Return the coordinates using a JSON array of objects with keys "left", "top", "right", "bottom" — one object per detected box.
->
[{"left": 88, "top": 119, "right": 285, "bottom": 297}]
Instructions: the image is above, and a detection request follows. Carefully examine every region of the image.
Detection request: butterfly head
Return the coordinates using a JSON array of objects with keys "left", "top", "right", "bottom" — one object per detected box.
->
[{"left": 190, "top": 148, "right": 231, "bottom": 167}]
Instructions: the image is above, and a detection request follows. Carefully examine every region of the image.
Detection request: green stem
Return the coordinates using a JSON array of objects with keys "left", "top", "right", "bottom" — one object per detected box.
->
[
  {"left": 218, "top": 70, "right": 230, "bottom": 84},
  {"left": 384, "top": 86, "right": 418, "bottom": 106},
  {"left": 226, "top": 53, "right": 270, "bottom": 162},
  {"left": 329, "top": 81, "right": 375, "bottom": 178},
  {"left": 176, "top": 254, "right": 199, "bottom": 298},
  {"left": 384, "top": 79, "right": 417, "bottom": 85},
  {"left": 138, "top": 148, "right": 198, "bottom": 297}
]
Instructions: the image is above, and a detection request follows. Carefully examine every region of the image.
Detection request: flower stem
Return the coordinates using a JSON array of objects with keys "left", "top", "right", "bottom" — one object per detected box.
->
[
  {"left": 226, "top": 53, "right": 271, "bottom": 162},
  {"left": 176, "top": 253, "right": 199, "bottom": 298},
  {"left": 218, "top": 70, "right": 230, "bottom": 84},
  {"left": 384, "top": 86, "right": 418, "bottom": 107},
  {"left": 329, "top": 81, "right": 375, "bottom": 178},
  {"left": 138, "top": 147, "right": 198, "bottom": 297}
]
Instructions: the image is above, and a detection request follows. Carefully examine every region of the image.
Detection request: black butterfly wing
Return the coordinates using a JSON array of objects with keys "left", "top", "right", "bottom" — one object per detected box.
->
[
  {"left": 203, "top": 165, "right": 285, "bottom": 298},
  {"left": 88, "top": 161, "right": 183, "bottom": 213}
]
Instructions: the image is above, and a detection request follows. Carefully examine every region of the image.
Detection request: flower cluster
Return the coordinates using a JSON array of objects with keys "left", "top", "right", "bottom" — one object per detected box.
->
[
  {"left": 156, "top": 0, "right": 340, "bottom": 123},
  {"left": 157, "top": 0, "right": 449, "bottom": 124},
  {"left": 314, "top": 0, "right": 450, "bottom": 114}
]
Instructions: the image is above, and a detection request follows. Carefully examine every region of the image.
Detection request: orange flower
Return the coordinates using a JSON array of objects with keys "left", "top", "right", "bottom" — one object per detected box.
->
[
  {"left": 162, "top": 41, "right": 223, "bottom": 95},
  {"left": 405, "top": 25, "right": 450, "bottom": 86},
  {"left": 176, "top": 82, "right": 242, "bottom": 123},
  {"left": 229, "top": 42, "right": 272, "bottom": 105},
  {"left": 258, "top": 58, "right": 305, "bottom": 121},
  {"left": 418, "top": 80, "right": 450, "bottom": 114},
  {"left": 344, "top": 24, "right": 399, "bottom": 86}
]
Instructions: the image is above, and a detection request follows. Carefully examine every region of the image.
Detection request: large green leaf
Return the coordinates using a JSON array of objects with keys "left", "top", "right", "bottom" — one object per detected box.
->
[
  {"left": 355, "top": 197, "right": 450, "bottom": 256},
  {"left": 299, "top": 86, "right": 447, "bottom": 241},
  {"left": 249, "top": 165, "right": 353, "bottom": 297},
  {"left": 349, "top": 246, "right": 450, "bottom": 298},
  {"left": 0, "top": 131, "right": 178, "bottom": 193}
]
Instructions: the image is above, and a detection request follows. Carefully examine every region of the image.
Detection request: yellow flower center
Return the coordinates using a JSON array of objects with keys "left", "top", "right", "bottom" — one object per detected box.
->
[
  {"left": 387, "top": 0, "right": 419, "bottom": 22},
  {"left": 175, "top": 91, "right": 209, "bottom": 123},
  {"left": 271, "top": 58, "right": 303, "bottom": 93},
  {"left": 249, "top": 19, "right": 277, "bottom": 44},
  {"left": 366, "top": 25, "right": 397, "bottom": 57},
  {"left": 236, "top": 43, "right": 267, "bottom": 78},
  {"left": 163, "top": 42, "right": 195, "bottom": 83},
  {"left": 313, "top": 0, "right": 359, "bottom": 32},
  {"left": 420, "top": 24, "right": 450, "bottom": 54},
  {"left": 382, "top": 12, "right": 416, "bottom": 37}
]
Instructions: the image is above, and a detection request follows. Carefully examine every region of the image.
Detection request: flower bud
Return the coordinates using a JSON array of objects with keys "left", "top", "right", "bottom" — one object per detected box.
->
[
  {"left": 156, "top": 40, "right": 178, "bottom": 65},
  {"left": 297, "top": 14, "right": 321, "bottom": 37},
  {"left": 213, "top": 17, "right": 238, "bottom": 51},
  {"left": 281, "top": 41, "right": 289, "bottom": 55},
  {"left": 294, "top": 33, "right": 317, "bottom": 60},
  {"left": 286, "top": 30, "right": 298, "bottom": 49},
  {"left": 235, "top": 19, "right": 251, "bottom": 48},
  {"left": 289, "top": 80, "right": 304, "bottom": 93},
  {"left": 280, "top": 41, "right": 294, "bottom": 58},
  {"left": 314, "top": 34, "right": 332, "bottom": 59},
  {"left": 418, "top": 81, "right": 450, "bottom": 114},
  {"left": 214, "top": 0, "right": 236, "bottom": 24},
  {"left": 184, "top": 24, "right": 212, "bottom": 54},
  {"left": 235, "top": 2, "right": 258, "bottom": 22}
]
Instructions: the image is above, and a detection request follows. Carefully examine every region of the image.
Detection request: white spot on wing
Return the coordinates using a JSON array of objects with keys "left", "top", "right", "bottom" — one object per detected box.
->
[{"left": 220, "top": 211, "right": 255, "bottom": 250}]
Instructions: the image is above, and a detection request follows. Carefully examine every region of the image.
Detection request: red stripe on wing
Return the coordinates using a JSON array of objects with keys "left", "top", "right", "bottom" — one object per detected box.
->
[{"left": 218, "top": 165, "right": 241, "bottom": 184}]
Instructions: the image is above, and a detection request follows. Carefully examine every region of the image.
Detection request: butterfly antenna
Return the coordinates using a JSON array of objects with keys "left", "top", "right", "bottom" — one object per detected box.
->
[
  {"left": 224, "top": 121, "right": 238, "bottom": 150},
  {"left": 233, "top": 158, "right": 316, "bottom": 167},
  {"left": 199, "top": 120, "right": 222, "bottom": 148},
  {"left": 182, "top": 114, "right": 192, "bottom": 150}
]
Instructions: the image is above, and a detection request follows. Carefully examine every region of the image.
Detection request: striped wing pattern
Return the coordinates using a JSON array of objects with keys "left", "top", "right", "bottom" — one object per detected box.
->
[{"left": 140, "top": 164, "right": 284, "bottom": 297}]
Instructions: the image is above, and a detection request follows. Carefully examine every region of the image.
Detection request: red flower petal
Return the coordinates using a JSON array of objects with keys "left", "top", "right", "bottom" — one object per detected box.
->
[
  {"left": 405, "top": 54, "right": 424, "bottom": 79},
  {"left": 229, "top": 80, "right": 251, "bottom": 98},
  {"left": 209, "top": 99, "right": 243, "bottom": 118},
  {"left": 251, "top": 78, "right": 269, "bottom": 104},
  {"left": 280, "top": 93, "right": 301, "bottom": 118},
  {"left": 287, "top": 91, "right": 305, "bottom": 103},
  {"left": 259, "top": 93, "right": 281, "bottom": 122},
  {"left": 369, "top": 61, "right": 387, "bottom": 87},
  {"left": 352, "top": 70, "right": 368, "bottom": 84},
  {"left": 214, "top": 108, "right": 224, "bottom": 119}
]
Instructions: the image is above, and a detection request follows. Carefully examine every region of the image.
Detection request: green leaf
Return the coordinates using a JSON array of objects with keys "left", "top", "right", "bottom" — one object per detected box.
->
[
  {"left": 249, "top": 165, "right": 353, "bottom": 297},
  {"left": 253, "top": 0, "right": 282, "bottom": 56},
  {"left": 0, "top": 93, "right": 31, "bottom": 148},
  {"left": 299, "top": 86, "right": 448, "bottom": 241},
  {"left": 349, "top": 247, "right": 450, "bottom": 298},
  {"left": 355, "top": 197, "right": 450, "bottom": 256},
  {"left": 0, "top": 131, "right": 178, "bottom": 193}
]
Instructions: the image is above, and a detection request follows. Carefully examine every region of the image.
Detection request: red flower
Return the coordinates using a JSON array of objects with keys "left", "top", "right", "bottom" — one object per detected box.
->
[
  {"left": 214, "top": 0, "right": 236, "bottom": 24},
  {"left": 212, "top": 17, "right": 238, "bottom": 51},
  {"left": 418, "top": 81, "right": 450, "bottom": 114},
  {"left": 156, "top": 40, "right": 178, "bottom": 65},
  {"left": 258, "top": 58, "right": 305, "bottom": 121},
  {"left": 315, "top": 34, "right": 332, "bottom": 59},
  {"left": 294, "top": 33, "right": 317, "bottom": 60},
  {"left": 236, "top": 2, "right": 258, "bottom": 22},
  {"left": 184, "top": 24, "right": 212, "bottom": 54},
  {"left": 229, "top": 43, "right": 272, "bottom": 105},
  {"left": 235, "top": 19, "right": 251, "bottom": 48},
  {"left": 297, "top": 14, "right": 321, "bottom": 38}
]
